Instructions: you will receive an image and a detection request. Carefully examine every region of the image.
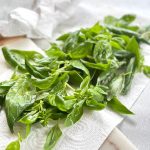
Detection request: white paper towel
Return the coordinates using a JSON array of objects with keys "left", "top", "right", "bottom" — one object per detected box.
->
[
  {"left": 0, "top": 0, "right": 150, "bottom": 150},
  {"left": 0, "top": 39, "right": 150, "bottom": 150},
  {"left": 1, "top": 0, "right": 150, "bottom": 39}
]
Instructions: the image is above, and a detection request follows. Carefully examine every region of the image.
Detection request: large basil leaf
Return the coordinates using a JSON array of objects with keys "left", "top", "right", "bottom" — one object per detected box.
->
[
  {"left": 2, "top": 47, "right": 43, "bottom": 72},
  {"left": 5, "top": 75, "right": 36, "bottom": 132}
]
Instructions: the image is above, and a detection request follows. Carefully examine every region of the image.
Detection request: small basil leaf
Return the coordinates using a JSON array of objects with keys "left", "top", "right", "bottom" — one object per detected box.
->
[
  {"left": 126, "top": 37, "right": 142, "bottom": 69},
  {"left": 143, "top": 65, "right": 150, "bottom": 78},
  {"left": 86, "top": 99, "right": 106, "bottom": 110},
  {"left": 44, "top": 124, "right": 62, "bottom": 150},
  {"left": 69, "top": 42, "right": 93, "bottom": 59},
  {"left": 81, "top": 60, "right": 110, "bottom": 71},
  {"left": 0, "top": 80, "right": 15, "bottom": 96},
  {"left": 6, "top": 140, "right": 20, "bottom": 150},
  {"left": 25, "top": 59, "right": 47, "bottom": 79},
  {"left": 109, "top": 75, "right": 125, "bottom": 97},
  {"left": 80, "top": 76, "right": 90, "bottom": 95},
  {"left": 65, "top": 100, "right": 84, "bottom": 126},
  {"left": 108, "top": 97, "right": 133, "bottom": 115},
  {"left": 55, "top": 94, "right": 75, "bottom": 112},
  {"left": 57, "top": 33, "right": 70, "bottom": 41},
  {"left": 70, "top": 60, "right": 89, "bottom": 75},
  {"left": 120, "top": 14, "right": 136, "bottom": 24},
  {"left": 46, "top": 43, "right": 66, "bottom": 59},
  {"left": 122, "top": 57, "right": 136, "bottom": 95},
  {"left": 19, "top": 110, "right": 39, "bottom": 125},
  {"left": 113, "top": 50, "right": 133, "bottom": 59}
]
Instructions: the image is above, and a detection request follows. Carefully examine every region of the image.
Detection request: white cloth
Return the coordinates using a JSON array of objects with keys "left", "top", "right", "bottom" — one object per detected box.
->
[{"left": 0, "top": 0, "right": 150, "bottom": 150}]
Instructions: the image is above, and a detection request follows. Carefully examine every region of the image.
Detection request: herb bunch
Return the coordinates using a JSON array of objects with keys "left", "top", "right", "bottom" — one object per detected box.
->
[{"left": 1, "top": 14, "right": 150, "bottom": 150}]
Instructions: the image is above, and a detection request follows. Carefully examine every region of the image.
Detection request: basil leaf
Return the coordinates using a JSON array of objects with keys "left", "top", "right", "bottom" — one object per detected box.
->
[
  {"left": 57, "top": 33, "right": 70, "bottom": 41},
  {"left": 65, "top": 100, "right": 84, "bottom": 126},
  {"left": 55, "top": 94, "right": 75, "bottom": 112},
  {"left": 70, "top": 60, "right": 89, "bottom": 75},
  {"left": 6, "top": 140, "right": 20, "bottom": 150},
  {"left": 109, "top": 75, "right": 125, "bottom": 97},
  {"left": 120, "top": 14, "right": 136, "bottom": 25},
  {"left": 19, "top": 110, "right": 39, "bottom": 125},
  {"left": 126, "top": 37, "right": 142, "bottom": 69},
  {"left": 143, "top": 65, "right": 150, "bottom": 78},
  {"left": 122, "top": 57, "right": 136, "bottom": 94},
  {"left": 69, "top": 42, "right": 93, "bottom": 59},
  {"left": 80, "top": 76, "right": 90, "bottom": 95},
  {"left": 32, "top": 73, "right": 59, "bottom": 90},
  {"left": 2, "top": 47, "right": 43, "bottom": 72},
  {"left": 2, "top": 47, "right": 26, "bottom": 72},
  {"left": 5, "top": 75, "right": 36, "bottom": 132},
  {"left": 114, "top": 50, "right": 133, "bottom": 59},
  {"left": 81, "top": 60, "right": 110, "bottom": 71},
  {"left": 44, "top": 124, "right": 62, "bottom": 150},
  {"left": 86, "top": 99, "right": 106, "bottom": 110},
  {"left": 108, "top": 97, "right": 133, "bottom": 114},
  {"left": 25, "top": 59, "right": 47, "bottom": 79},
  {"left": 0, "top": 80, "right": 15, "bottom": 96},
  {"left": 46, "top": 43, "right": 66, "bottom": 59}
]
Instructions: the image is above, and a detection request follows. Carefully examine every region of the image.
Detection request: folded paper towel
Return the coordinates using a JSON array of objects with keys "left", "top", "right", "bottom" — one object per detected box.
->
[{"left": 0, "top": 37, "right": 150, "bottom": 150}]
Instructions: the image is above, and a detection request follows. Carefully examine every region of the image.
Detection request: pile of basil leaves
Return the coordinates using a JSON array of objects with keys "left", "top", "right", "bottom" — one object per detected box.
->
[{"left": 1, "top": 14, "right": 150, "bottom": 150}]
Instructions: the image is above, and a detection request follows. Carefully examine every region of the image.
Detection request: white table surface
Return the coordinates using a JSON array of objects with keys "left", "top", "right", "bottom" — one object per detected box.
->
[{"left": 118, "top": 82, "right": 150, "bottom": 150}]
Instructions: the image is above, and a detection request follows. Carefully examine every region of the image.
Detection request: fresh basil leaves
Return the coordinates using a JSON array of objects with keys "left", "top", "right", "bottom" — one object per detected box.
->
[{"left": 1, "top": 14, "right": 150, "bottom": 149}]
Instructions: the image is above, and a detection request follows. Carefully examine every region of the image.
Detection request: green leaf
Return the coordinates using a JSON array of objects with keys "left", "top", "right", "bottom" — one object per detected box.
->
[
  {"left": 0, "top": 80, "right": 15, "bottom": 96},
  {"left": 6, "top": 140, "right": 20, "bottom": 150},
  {"left": 65, "top": 100, "right": 84, "bottom": 126},
  {"left": 2, "top": 47, "right": 26, "bottom": 72},
  {"left": 44, "top": 124, "right": 62, "bottom": 150},
  {"left": 86, "top": 99, "right": 106, "bottom": 110},
  {"left": 25, "top": 59, "right": 47, "bottom": 79},
  {"left": 114, "top": 50, "right": 133, "bottom": 59},
  {"left": 141, "top": 31, "right": 150, "bottom": 44},
  {"left": 9, "top": 49, "right": 43, "bottom": 59},
  {"left": 120, "top": 14, "right": 136, "bottom": 24},
  {"left": 5, "top": 75, "right": 36, "bottom": 132},
  {"left": 46, "top": 43, "right": 66, "bottom": 59},
  {"left": 69, "top": 42, "right": 93, "bottom": 59},
  {"left": 93, "top": 40, "right": 112, "bottom": 62},
  {"left": 31, "top": 73, "right": 59, "bottom": 90},
  {"left": 89, "top": 22, "right": 104, "bottom": 34},
  {"left": 80, "top": 76, "right": 90, "bottom": 95},
  {"left": 108, "top": 97, "right": 133, "bottom": 114},
  {"left": 50, "top": 73, "right": 69, "bottom": 94},
  {"left": 109, "top": 75, "right": 125, "bottom": 97},
  {"left": 104, "top": 16, "right": 118, "bottom": 26},
  {"left": 104, "top": 14, "right": 137, "bottom": 31},
  {"left": 81, "top": 60, "right": 110, "bottom": 71},
  {"left": 122, "top": 57, "right": 136, "bottom": 94},
  {"left": 55, "top": 94, "right": 75, "bottom": 112},
  {"left": 143, "top": 65, "right": 150, "bottom": 78},
  {"left": 126, "top": 37, "right": 142, "bottom": 69},
  {"left": 2, "top": 47, "right": 43, "bottom": 72},
  {"left": 19, "top": 110, "right": 39, "bottom": 125},
  {"left": 57, "top": 33, "right": 70, "bottom": 41},
  {"left": 70, "top": 60, "right": 90, "bottom": 75}
]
